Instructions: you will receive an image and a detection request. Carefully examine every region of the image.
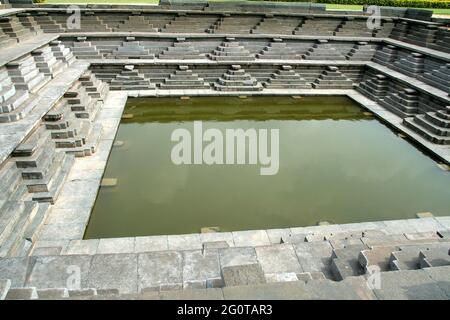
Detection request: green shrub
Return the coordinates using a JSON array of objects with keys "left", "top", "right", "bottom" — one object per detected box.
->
[{"left": 250, "top": 0, "right": 450, "bottom": 9}]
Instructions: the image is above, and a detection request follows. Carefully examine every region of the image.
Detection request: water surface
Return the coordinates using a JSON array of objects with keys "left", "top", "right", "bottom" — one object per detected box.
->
[{"left": 85, "top": 96, "right": 450, "bottom": 238}]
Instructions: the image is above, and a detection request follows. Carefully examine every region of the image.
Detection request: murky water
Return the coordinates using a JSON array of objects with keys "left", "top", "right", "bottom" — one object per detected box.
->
[{"left": 84, "top": 96, "right": 450, "bottom": 238}]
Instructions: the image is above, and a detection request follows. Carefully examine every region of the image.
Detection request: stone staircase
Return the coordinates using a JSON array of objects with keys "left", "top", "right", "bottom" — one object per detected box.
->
[
  {"left": 403, "top": 106, "right": 450, "bottom": 145},
  {"left": 294, "top": 17, "right": 341, "bottom": 37},
  {"left": 346, "top": 42, "right": 378, "bottom": 61},
  {"left": 159, "top": 65, "right": 209, "bottom": 90},
  {"left": 391, "top": 52, "right": 425, "bottom": 78},
  {"left": 263, "top": 65, "right": 309, "bottom": 89},
  {"left": 159, "top": 38, "right": 202, "bottom": 60},
  {"left": 209, "top": 38, "right": 255, "bottom": 62},
  {"left": 0, "top": 226, "right": 448, "bottom": 300},
  {"left": 311, "top": 66, "right": 354, "bottom": 89},
  {"left": 418, "top": 63, "right": 450, "bottom": 94},
  {"left": 10, "top": 125, "right": 74, "bottom": 204},
  {"left": 302, "top": 40, "right": 347, "bottom": 61},
  {"left": 109, "top": 38, "right": 155, "bottom": 60},
  {"left": 109, "top": 65, "right": 155, "bottom": 91},
  {"left": 214, "top": 65, "right": 263, "bottom": 92},
  {"left": 379, "top": 88, "right": 420, "bottom": 118},
  {"left": 257, "top": 38, "right": 301, "bottom": 60}
]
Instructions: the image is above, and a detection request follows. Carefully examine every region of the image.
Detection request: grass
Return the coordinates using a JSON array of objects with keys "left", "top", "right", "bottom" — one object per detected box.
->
[{"left": 42, "top": 0, "right": 450, "bottom": 15}]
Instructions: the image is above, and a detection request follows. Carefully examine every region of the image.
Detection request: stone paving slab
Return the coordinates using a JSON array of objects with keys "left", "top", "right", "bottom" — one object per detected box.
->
[
  {"left": 138, "top": 251, "right": 183, "bottom": 292},
  {"left": 87, "top": 253, "right": 138, "bottom": 294},
  {"left": 423, "top": 266, "right": 450, "bottom": 299},
  {"left": 255, "top": 244, "right": 303, "bottom": 275},
  {"left": 25, "top": 255, "right": 92, "bottom": 289},
  {"left": 372, "top": 269, "right": 449, "bottom": 300},
  {"left": 97, "top": 237, "right": 135, "bottom": 254},
  {"left": 182, "top": 250, "right": 222, "bottom": 289}
]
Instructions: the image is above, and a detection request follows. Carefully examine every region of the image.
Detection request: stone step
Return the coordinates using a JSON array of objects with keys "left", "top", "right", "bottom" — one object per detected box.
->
[
  {"left": 403, "top": 117, "right": 450, "bottom": 145},
  {"left": 419, "top": 247, "right": 450, "bottom": 268},
  {"left": 331, "top": 244, "right": 367, "bottom": 280},
  {"left": 413, "top": 114, "right": 450, "bottom": 137},
  {"left": 31, "top": 154, "right": 74, "bottom": 203},
  {"left": 0, "top": 201, "right": 39, "bottom": 258}
]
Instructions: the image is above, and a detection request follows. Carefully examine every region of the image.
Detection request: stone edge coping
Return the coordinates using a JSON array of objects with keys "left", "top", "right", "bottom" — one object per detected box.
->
[
  {"left": 88, "top": 59, "right": 367, "bottom": 66},
  {"left": 0, "top": 61, "right": 90, "bottom": 165},
  {"left": 0, "top": 6, "right": 402, "bottom": 21},
  {"left": 33, "top": 88, "right": 450, "bottom": 253},
  {"left": 0, "top": 34, "right": 59, "bottom": 68},
  {"left": 57, "top": 33, "right": 450, "bottom": 62}
]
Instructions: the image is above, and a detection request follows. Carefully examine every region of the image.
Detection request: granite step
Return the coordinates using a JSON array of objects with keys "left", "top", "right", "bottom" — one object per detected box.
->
[{"left": 31, "top": 154, "right": 74, "bottom": 203}]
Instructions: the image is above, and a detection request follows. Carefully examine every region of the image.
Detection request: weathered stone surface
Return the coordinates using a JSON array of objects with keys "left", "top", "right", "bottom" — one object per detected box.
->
[
  {"left": 222, "top": 263, "right": 266, "bottom": 287},
  {"left": 97, "top": 237, "right": 135, "bottom": 254},
  {"left": 182, "top": 250, "right": 222, "bottom": 289},
  {"left": 37, "top": 288, "right": 69, "bottom": 299},
  {"left": 168, "top": 234, "right": 202, "bottom": 250},
  {"left": 219, "top": 247, "right": 258, "bottom": 268},
  {"left": 26, "top": 255, "right": 92, "bottom": 289},
  {"left": 138, "top": 251, "right": 183, "bottom": 292},
  {"left": 134, "top": 236, "right": 169, "bottom": 253},
  {"left": 64, "top": 240, "right": 99, "bottom": 255},
  {"left": 255, "top": 244, "right": 303, "bottom": 275},
  {"left": 87, "top": 253, "right": 138, "bottom": 294},
  {"left": 373, "top": 269, "right": 449, "bottom": 300}
]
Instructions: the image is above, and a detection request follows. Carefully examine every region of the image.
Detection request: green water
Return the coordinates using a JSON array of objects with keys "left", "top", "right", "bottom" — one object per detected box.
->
[{"left": 84, "top": 96, "right": 450, "bottom": 239}]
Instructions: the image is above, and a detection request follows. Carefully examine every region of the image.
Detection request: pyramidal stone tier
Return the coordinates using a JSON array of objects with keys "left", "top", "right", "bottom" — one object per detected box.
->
[
  {"left": 6, "top": 55, "right": 49, "bottom": 94},
  {"left": 15, "top": 13, "right": 42, "bottom": 33},
  {"left": 31, "top": 46, "right": 65, "bottom": 79},
  {"left": 373, "top": 20, "right": 395, "bottom": 38},
  {"left": 0, "top": 158, "right": 41, "bottom": 258},
  {"left": 403, "top": 106, "right": 450, "bottom": 145},
  {"left": 379, "top": 88, "right": 419, "bottom": 118},
  {"left": 0, "top": 28, "right": 16, "bottom": 47},
  {"left": 159, "top": 38, "right": 202, "bottom": 60},
  {"left": 78, "top": 13, "right": 111, "bottom": 32},
  {"left": 44, "top": 85, "right": 103, "bottom": 157},
  {"left": 214, "top": 65, "right": 263, "bottom": 92},
  {"left": 257, "top": 38, "right": 301, "bottom": 60},
  {"left": 0, "top": 67, "right": 29, "bottom": 118},
  {"left": 311, "top": 66, "right": 353, "bottom": 89},
  {"left": 392, "top": 52, "right": 425, "bottom": 78},
  {"left": 114, "top": 15, "right": 158, "bottom": 32},
  {"left": 406, "top": 24, "right": 438, "bottom": 47},
  {"left": 418, "top": 63, "right": 450, "bottom": 94},
  {"left": 251, "top": 16, "right": 302, "bottom": 35},
  {"left": 357, "top": 74, "right": 389, "bottom": 101},
  {"left": 429, "top": 28, "right": 450, "bottom": 54},
  {"left": 209, "top": 38, "right": 255, "bottom": 62},
  {"left": 78, "top": 71, "right": 110, "bottom": 101},
  {"left": 49, "top": 40, "right": 76, "bottom": 67},
  {"left": 346, "top": 42, "right": 377, "bottom": 61},
  {"left": 263, "top": 65, "right": 309, "bottom": 89},
  {"left": 372, "top": 45, "right": 398, "bottom": 66},
  {"left": 159, "top": 65, "right": 209, "bottom": 90},
  {"left": 110, "top": 37, "right": 155, "bottom": 59},
  {"left": 335, "top": 18, "right": 373, "bottom": 37},
  {"left": 71, "top": 37, "right": 102, "bottom": 60},
  {"left": 390, "top": 21, "right": 409, "bottom": 41},
  {"left": 302, "top": 40, "right": 346, "bottom": 61},
  {"left": 294, "top": 17, "right": 341, "bottom": 36},
  {"left": 0, "top": 16, "right": 34, "bottom": 41},
  {"left": 11, "top": 125, "right": 74, "bottom": 204},
  {"left": 110, "top": 65, "right": 155, "bottom": 91},
  {"left": 22, "top": 12, "right": 63, "bottom": 33}
]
